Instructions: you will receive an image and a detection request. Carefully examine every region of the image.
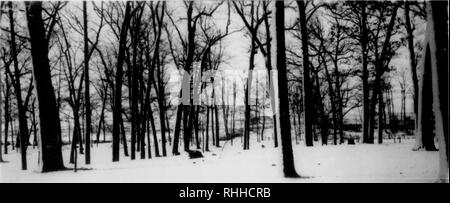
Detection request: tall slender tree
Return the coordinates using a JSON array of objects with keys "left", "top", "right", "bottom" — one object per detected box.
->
[
  {"left": 9, "top": 1, "right": 30, "bottom": 170},
  {"left": 0, "top": 52, "right": 3, "bottom": 163},
  {"left": 83, "top": 0, "right": 91, "bottom": 165},
  {"left": 273, "top": 0, "right": 299, "bottom": 178},
  {"left": 297, "top": 0, "right": 313, "bottom": 147},
  {"left": 112, "top": 1, "right": 132, "bottom": 162},
  {"left": 0, "top": 2, "right": 4, "bottom": 162},
  {"left": 404, "top": 1, "right": 419, "bottom": 134}
]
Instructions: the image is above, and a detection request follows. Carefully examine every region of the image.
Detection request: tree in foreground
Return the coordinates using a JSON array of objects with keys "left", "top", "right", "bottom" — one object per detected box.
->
[
  {"left": 0, "top": 1, "right": 4, "bottom": 163},
  {"left": 0, "top": 48, "right": 3, "bottom": 163},
  {"left": 422, "top": 1, "right": 448, "bottom": 182},
  {"left": 112, "top": 1, "right": 132, "bottom": 162},
  {"left": 25, "top": 1, "right": 65, "bottom": 172},
  {"left": 273, "top": 0, "right": 299, "bottom": 178}
]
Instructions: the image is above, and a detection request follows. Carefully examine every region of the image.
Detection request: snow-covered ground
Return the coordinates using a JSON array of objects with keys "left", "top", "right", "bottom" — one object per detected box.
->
[{"left": 0, "top": 137, "right": 440, "bottom": 183}]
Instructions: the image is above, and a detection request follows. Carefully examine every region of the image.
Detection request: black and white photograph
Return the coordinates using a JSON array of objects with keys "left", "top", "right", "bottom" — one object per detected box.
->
[{"left": 0, "top": 0, "right": 448, "bottom": 185}]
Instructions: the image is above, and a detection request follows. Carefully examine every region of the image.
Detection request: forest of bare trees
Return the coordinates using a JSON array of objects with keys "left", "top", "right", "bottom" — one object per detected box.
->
[{"left": 0, "top": 0, "right": 447, "bottom": 182}]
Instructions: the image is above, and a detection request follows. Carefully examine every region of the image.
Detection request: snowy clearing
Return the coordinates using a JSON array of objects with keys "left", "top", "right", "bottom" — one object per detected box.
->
[{"left": 0, "top": 138, "right": 439, "bottom": 183}]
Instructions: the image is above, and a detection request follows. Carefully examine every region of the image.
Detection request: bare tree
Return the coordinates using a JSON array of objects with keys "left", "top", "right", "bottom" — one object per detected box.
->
[
  {"left": 0, "top": 48, "right": 3, "bottom": 163},
  {"left": 83, "top": 1, "right": 91, "bottom": 165},
  {"left": 233, "top": 0, "right": 268, "bottom": 150},
  {"left": 26, "top": 1, "right": 65, "bottom": 172},
  {"left": 273, "top": 0, "right": 299, "bottom": 178},
  {"left": 297, "top": 0, "right": 314, "bottom": 146},
  {"left": 112, "top": 1, "right": 132, "bottom": 162},
  {"left": 8, "top": 1, "right": 35, "bottom": 170}
]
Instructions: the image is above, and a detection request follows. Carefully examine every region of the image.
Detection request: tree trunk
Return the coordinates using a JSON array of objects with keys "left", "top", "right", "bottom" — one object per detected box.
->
[
  {"left": 371, "top": 3, "right": 399, "bottom": 144},
  {"left": 274, "top": 0, "right": 299, "bottom": 178},
  {"left": 149, "top": 104, "right": 160, "bottom": 157},
  {"left": 9, "top": 1, "right": 29, "bottom": 170},
  {"left": 425, "top": 1, "right": 448, "bottom": 182},
  {"left": 120, "top": 116, "right": 129, "bottom": 157},
  {"left": 360, "top": 3, "right": 371, "bottom": 144},
  {"left": 211, "top": 105, "right": 215, "bottom": 147},
  {"left": 213, "top": 89, "right": 220, "bottom": 147},
  {"left": 69, "top": 107, "right": 82, "bottom": 164},
  {"left": 242, "top": 1, "right": 256, "bottom": 151},
  {"left": 378, "top": 90, "right": 384, "bottom": 144},
  {"left": 96, "top": 88, "right": 107, "bottom": 144},
  {"left": 194, "top": 106, "right": 200, "bottom": 149},
  {"left": 404, "top": 1, "right": 419, "bottom": 136},
  {"left": 232, "top": 80, "right": 236, "bottom": 146},
  {"left": 112, "top": 2, "right": 132, "bottom": 162},
  {"left": 26, "top": 1, "right": 65, "bottom": 172},
  {"left": 31, "top": 101, "right": 37, "bottom": 148},
  {"left": 262, "top": 1, "right": 278, "bottom": 148},
  {"left": 221, "top": 77, "right": 229, "bottom": 140},
  {"left": 154, "top": 14, "right": 167, "bottom": 156},
  {"left": 297, "top": 0, "right": 313, "bottom": 147},
  {"left": 255, "top": 77, "right": 259, "bottom": 142},
  {"left": 172, "top": 103, "right": 183, "bottom": 155},
  {"left": 205, "top": 106, "right": 210, "bottom": 151},
  {"left": 313, "top": 66, "right": 328, "bottom": 145},
  {"left": 322, "top": 53, "right": 337, "bottom": 145},
  {"left": 3, "top": 71, "right": 9, "bottom": 154},
  {"left": 0, "top": 58, "right": 3, "bottom": 162},
  {"left": 416, "top": 45, "right": 437, "bottom": 151},
  {"left": 244, "top": 37, "right": 255, "bottom": 150},
  {"left": 157, "top": 68, "right": 167, "bottom": 156},
  {"left": 83, "top": 1, "right": 91, "bottom": 165}
]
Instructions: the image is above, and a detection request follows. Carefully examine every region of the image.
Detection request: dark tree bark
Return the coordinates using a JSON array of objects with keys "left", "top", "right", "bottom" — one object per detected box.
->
[
  {"left": 205, "top": 106, "right": 210, "bottom": 151},
  {"left": 417, "top": 49, "right": 437, "bottom": 151},
  {"left": 213, "top": 85, "right": 220, "bottom": 147},
  {"left": 149, "top": 103, "right": 159, "bottom": 157},
  {"left": 359, "top": 3, "right": 371, "bottom": 144},
  {"left": 321, "top": 53, "right": 337, "bottom": 145},
  {"left": 194, "top": 107, "right": 200, "bottom": 149},
  {"left": 9, "top": 1, "right": 30, "bottom": 170},
  {"left": 96, "top": 85, "right": 107, "bottom": 144},
  {"left": 83, "top": 1, "right": 91, "bottom": 165},
  {"left": 0, "top": 56, "right": 3, "bottom": 162},
  {"left": 262, "top": 1, "right": 278, "bottom": 148},
  {"left": 69, "top": 108, "right": 82, "bottom": 164},
  {"left": 112, "top": 1, "right": 132, "bottom": 162},
  {"left": 152, "top": 2, "right": 167, "bottom": 156},
  {"left": 221, "top": 77, "right": 230, "bottom": 140},
  {"left": 274, "top": 0, "right": 299, "bottom": 178},
  {"left": 297, "top": 0, "right": 313, "bottom": 147},
  {"left": 120, "top": 116, "right": 129, "bottom": 157},
  {"left": 232, "top": 80, "right": 236, "bottom": 146},
  {"left": 3, "top": 67, "right": 10, "bottom": 154},
  {"left": 404, "top": 1, "right": 419, "bottom": 136},
  {"left": 130, "top": 4, "right": 144, "bottom": 160},
  {"left": 367, "top": 3, "right": 399, "bottom": 143},
  {"left": 26, "top": 1, "right": 65, "bottom": 172},
  {"left": 312, "top": 64, "right": 328, "bottom": 145},
  {"left": 166, "top": 112, "right": 171, "bottom": 145},
  {"left": 172, "top": 103, "right": 183, "bottom": 155},
  {"left": 0, "top": 2, "right": 3, "bottom": 162}
]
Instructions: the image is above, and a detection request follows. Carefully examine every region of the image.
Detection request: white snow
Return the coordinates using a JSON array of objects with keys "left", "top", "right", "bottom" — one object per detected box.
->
[{"left": 0, "top": 136, "right": 440, "bottom": 183}]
